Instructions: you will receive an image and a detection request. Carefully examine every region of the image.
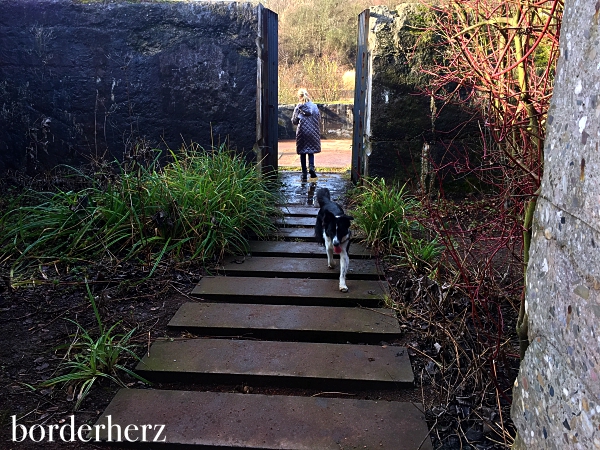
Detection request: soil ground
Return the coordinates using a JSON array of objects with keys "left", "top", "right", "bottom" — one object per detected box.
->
[{"left": 0, "top": 263, "right": 199, "bottom": 449}]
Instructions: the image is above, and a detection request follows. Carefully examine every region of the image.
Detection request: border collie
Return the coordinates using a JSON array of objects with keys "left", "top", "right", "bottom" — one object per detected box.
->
[{"left": 315, "top": 188, "right": 354, "bottom": 292}]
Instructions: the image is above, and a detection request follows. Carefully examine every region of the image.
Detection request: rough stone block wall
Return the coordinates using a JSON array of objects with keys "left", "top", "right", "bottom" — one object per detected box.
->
[
  {"left": 278, "top": 103, "right": 353, "bottom": 140},
  {"left": 511, "top": 1, "right": 600, "bottom": 448},
  {"left": 367, "top": 4, "right": 479, "bottom": 182},
  {"left": 0, "top": 0, "right": 259, "bottom": 174}
]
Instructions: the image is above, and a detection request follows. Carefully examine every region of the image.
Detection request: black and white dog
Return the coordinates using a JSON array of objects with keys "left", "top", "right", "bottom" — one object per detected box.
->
[{"left": 315, "top": 188, "right": 354, "bottom": 292}]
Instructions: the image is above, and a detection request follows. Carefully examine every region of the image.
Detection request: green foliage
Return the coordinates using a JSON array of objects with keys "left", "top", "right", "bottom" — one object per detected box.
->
[
  {"left": 40, "top": 282, "right": 149, "bottom": 410},
  {"left": 533, "top": 42, "right": 555, "bottom": 77},
  {"left": 352, "top": 178, "right": 417, "bottom": 248},
  {"left": 352, "top": 178, "right": 442, "bottom": 272},
  {"left": 0, "top": 144, "right": 280, "bottom": 278},
  {"left": 400, "top": 224, "right": 443, "bottom": 272}
]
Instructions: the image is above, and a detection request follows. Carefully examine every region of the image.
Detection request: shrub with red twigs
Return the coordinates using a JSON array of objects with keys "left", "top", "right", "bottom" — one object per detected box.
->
[
  {"left": 418, "top": 0, "right": 562, "bottom": 359},
  {"left": 394, "top": 1, "right": 563, "bottom": 446}
]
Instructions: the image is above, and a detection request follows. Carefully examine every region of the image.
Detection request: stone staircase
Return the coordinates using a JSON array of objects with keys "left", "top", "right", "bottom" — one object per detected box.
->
[{"left": 94, "top": 180, "right": 432, "bottom": 449}]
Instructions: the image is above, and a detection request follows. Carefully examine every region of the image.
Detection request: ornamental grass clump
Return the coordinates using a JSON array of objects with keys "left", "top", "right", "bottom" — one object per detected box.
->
[
  {"left": 0, "top": 144, "right": 279, "bottom": 278},
  {"left": 351, "top": 178, "right": 418, "bottom": 249},
  {"left": 352, "top": 178, "right": 442, "bottom": 272}
]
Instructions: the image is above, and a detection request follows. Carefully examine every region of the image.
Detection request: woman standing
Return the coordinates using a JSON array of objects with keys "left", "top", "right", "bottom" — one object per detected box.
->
[{"left": 292, "top": 88, "right": 321, "bottom": 181}]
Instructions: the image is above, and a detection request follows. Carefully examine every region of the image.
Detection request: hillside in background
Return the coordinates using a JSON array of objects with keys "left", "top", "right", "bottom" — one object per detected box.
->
[{"left": 262, "top": 0, "right": 404, "bottom": 103}]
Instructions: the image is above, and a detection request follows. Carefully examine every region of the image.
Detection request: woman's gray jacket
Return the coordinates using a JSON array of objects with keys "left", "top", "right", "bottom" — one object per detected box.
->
[{"left": 292, "top": 101, "right": 321, "bottom": 155}]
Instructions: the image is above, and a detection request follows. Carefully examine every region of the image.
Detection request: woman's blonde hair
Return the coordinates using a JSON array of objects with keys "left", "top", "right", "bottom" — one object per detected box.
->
[{"left": 297, "top": 88, "right": 310, "bottom": 103}]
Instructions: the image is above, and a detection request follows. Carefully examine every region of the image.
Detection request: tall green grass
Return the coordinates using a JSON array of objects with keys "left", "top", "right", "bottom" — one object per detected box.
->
[
  {"left": 0, "top": 144, "right": 280, "bottom": 278},
  {"left": 351, "top": 178, "right": 442, "bottom": 272},
  {"left": 352, "top": 178, "right": 418, "bottom": 248}
]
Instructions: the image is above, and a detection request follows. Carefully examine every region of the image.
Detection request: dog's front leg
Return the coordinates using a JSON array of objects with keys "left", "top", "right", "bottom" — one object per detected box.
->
[
  {"left": 339, "top": 247, "right": 349, "bottom": 292},
  {"left": 324, "top": 235, "right": 335, "bottom": 269}
]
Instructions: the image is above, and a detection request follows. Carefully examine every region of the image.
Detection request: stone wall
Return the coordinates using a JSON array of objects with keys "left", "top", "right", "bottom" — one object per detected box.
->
[
  {"left": 0, "top": 0, "right": 259, "bottom": 174},
  {"left": 511, "top": 1, "right": 600, "bottom": 448},
  {"left": 278, "top": 103, "right": 353, "bottom": 140},
  {"left": 366, "top": 4, "right": 479, "bottom": 182}
]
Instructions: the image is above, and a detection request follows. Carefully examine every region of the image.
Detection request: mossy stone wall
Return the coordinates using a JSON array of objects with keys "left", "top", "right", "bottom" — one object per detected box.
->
[
  {"left": 366, "top": 4, "right": 479, "bottom": 182},
  {"left": 0, "top": 0, "right": 259, "bottom": 173}
]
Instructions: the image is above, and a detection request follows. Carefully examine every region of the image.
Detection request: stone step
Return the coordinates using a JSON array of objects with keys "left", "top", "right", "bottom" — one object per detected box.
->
[
  {"left": 248, "top": 240, "right": 373, "bottom": 259},
  {"left": 274, "top": 216, "right": 315, "bottom": 227},
  {"left": 168, "top": 302, "right": 400, "bottom": 343},
  {"left": 191, "top": 276, "right": 388, "bottom": 307},
  {"left": 274, "top": 227, "right": 363, "bottom": 242},
  {"left": 216, "top": 256, "right": 383, "bottom": 280},
  {"left": 93, "top": 389, "right": 433, "bottom": 449},
  {"left": 278, "top": 205, "right": 318, "bottom": 217},
  {"left": 137, "top": 338, "right": 413, "bottom": 389},
  {"left": 273, "top": 227, "right": 317, "bottom": 241}
]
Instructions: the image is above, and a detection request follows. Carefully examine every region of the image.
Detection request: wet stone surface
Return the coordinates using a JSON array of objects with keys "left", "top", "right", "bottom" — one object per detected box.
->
[{"left": 278, "top": 171, "right": 352, "bottom": 206}]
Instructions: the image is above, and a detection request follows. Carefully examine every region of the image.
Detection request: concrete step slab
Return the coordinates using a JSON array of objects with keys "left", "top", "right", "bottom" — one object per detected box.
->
[
  {"left": 217, "top": 256, "right": 383, "bottom": 280},
  {"left": 168, "top": 302, "right": 400, "bottom": 343},
  {"left": 191, "top": 276, "right": 388, "bottom": 307},
  {"left": 274, "top": 227, "right": 362, "bottom": 242},
  {"left": 273, "top": 227, "right": 316, "bottom": 241},
  {"left": 94, "top": 389, "right": 433, "bottom": 449},
  {"left": 137, "top": 338, "right": 413, "bottom": 389},
  {"left": 250, "top": 241, "right": 373, "bottom": 259},
  {"left": 278, "top": 205, "right": 318, "bottom": 217},
  {"left": 274, "top": 216, "right": 315, "bottom": 227},
  {"left": 248, "top": 240, "right": 373, "bottom": 258}
]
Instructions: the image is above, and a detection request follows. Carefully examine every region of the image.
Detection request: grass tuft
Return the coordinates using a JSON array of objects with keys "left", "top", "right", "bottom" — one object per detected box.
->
[
  {"left": 40, "top": 281, "right": 149, "bottom": 410},
  {"left": 351, "top": 178, "right": 442, "bottom": 273},
  {"left": 0, "top": 144, "right": 280, "bottom": 279}
]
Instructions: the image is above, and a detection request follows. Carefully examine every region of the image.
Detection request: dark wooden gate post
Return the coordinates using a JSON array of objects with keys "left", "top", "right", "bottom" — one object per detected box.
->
[
  {"left": 256, "top": 5, "right": 278, "bottom": 176},
  {"left": 351, "top": 9, "right": 370, "bottom": 184}
]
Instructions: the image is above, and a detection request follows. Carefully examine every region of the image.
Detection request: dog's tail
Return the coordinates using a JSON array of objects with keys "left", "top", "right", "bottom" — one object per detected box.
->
[{"left": 316, "top": 188, "right": 330, "bottom": 207}]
